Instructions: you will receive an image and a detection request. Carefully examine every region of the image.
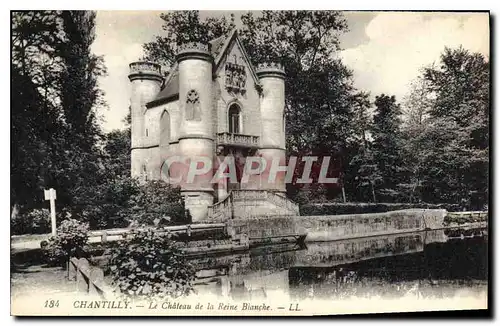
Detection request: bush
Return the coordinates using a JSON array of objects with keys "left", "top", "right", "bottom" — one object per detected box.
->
[
  {"left": 300, "top": 202, "right": 462, "bottom": 216},
  {"left": 126, "top": 181, "right": 189, "bottom": 226},
  {"left": 77, "top": 177, "right": 189, "bottom": 230},
  {"left": 78, "top": 176, "right": 141, "bottom": 230},
  {"left": 11, "top": 208, "right": 51, "bottom": 235},
  {"left": 107, "top": 227, "right": 195, "bottom": 299},
  {"left": 44, "top": 218, "right": 89, "bottom": 265}
]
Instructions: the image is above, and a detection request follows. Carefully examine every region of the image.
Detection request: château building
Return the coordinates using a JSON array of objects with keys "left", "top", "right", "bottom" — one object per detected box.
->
[{"left": 128, "top": 29, "right": 299, "bottom": 222}]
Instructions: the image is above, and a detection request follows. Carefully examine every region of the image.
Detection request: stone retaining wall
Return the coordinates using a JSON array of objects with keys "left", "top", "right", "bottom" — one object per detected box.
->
[{"left": 228, "top": 209, "right": 447, "bottom": 242}]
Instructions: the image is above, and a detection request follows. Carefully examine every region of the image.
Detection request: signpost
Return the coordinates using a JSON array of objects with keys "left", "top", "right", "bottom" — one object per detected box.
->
[{"left": 44, "top": 188, "right": 57, "bottom": 236}]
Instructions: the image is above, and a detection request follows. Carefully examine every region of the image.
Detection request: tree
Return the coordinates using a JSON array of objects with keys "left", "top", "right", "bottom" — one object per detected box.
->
[
  {"left": 402, "top": 75, "right": 432, "bottom": 128},
  {"left": 397, "top": 47, "right": 489, "bottom": 208},
  {"left": 399, "top": 76, "right": 434, "bottom": 202},
  {"left": 52, "top": 11, "right": 107, "bottom": 214},
  {"left": 371, "top": 94, "right": 404, "bottom": 201},
  {"left": 58, "top": 11, "right": 106, "bottom": 148},
  {"left": 238, "top": 11, "right": 369, "bottom": 201},
  {"left": 104, "top": 129, "right": 131, "bottom": 178},
  {"left": 417, "top": 47, "right": 489, "bottom": 208},
  {"left": 11, "top": 11, "right": 65, "bottom": 212},
  {"left": 11, "top": 11, "right": 108, "bottom": 218},
  {"left": 143, "top": 11, "right": 235, "bottom": 68}
]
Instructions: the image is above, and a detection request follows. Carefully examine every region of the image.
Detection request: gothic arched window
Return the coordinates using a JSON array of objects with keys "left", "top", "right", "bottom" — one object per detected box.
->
[
  {"left": 185, "top": 89, "right": 201, "bottom": 121},
  {"left": 228, "top": 104, "right": 241, "bottom": 134},
  {"left": 160, "top": 110, "right": 170, "bottom": 145}
]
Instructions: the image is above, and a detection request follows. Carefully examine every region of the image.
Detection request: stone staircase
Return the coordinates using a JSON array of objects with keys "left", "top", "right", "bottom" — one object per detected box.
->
[{"left": 207, "top": 190, "right": 300, "bottom": 221}]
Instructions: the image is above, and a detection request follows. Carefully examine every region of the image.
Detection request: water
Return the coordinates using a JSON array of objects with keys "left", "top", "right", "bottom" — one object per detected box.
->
[{"left": 192, "top": 229, "right": 488, "bottom": 301}]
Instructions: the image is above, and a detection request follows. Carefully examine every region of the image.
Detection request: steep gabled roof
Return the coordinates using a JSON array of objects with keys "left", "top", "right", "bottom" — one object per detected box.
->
[{"left": 146, "top": 29, "right": 259, "bottom": 108}]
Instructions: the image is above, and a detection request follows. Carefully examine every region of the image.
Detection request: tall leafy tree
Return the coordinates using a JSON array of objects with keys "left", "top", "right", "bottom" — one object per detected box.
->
[
  {"left": 52, "top": 11, "right": 107, "bottom": 213},
  {"left": 11, "top": 11, "right": 107, "bottom": 217},
  {"left": 399, "top": 76, "right": 433, "bottom": 202},
  {"left": 239, "top": 11, "right": 367, "bottom": 201},
  {"left": 418, "top": 47, "right": 489, "bottom": 208},
  {"left": 371, "top": 94, "right": 404, "bottom": 201},
  {"left": 58, "top": 11, "right": 106, "bottom": 148},
  {"left": 143, "top": 11, "right": 235, "bottom": 69},
  {"left": 11, "top": 11, "right": 65, "bottom": 211},
  {"left": 397, "top": 47, "right": 489, "bottom": 208}
]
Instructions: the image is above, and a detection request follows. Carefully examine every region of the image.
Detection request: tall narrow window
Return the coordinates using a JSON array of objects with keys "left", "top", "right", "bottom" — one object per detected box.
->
[
  {"left": 228, "top": 104, "right": 241, "bottom": 134},
  {"left": 142, "top": 164, "right": 148, "bottom": 181},
  {"left": 160, "top": 110, "right": 170, "bottom": 145},
  {"left": 185, "top": 89, "right": 201, "bottom": 121}
]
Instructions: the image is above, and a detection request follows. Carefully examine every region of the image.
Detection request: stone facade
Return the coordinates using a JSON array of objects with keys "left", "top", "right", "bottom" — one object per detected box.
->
[{"left": 128, "top": 29, "right": 297, "bottom": 222}]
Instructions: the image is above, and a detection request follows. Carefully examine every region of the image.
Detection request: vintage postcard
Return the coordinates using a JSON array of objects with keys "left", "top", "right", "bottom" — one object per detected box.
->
[{"left": 10, "top": 10, "right": 489, "bottom": 316}]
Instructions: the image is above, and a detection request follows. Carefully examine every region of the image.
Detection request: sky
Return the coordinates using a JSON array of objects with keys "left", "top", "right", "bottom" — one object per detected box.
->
[{"left": 90, "top": 11, "right": 489, "bottom": 133}]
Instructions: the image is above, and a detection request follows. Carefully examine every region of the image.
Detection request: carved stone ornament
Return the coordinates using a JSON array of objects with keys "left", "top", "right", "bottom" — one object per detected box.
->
[
  {"left": 225, "top": 62, "right": 246, "bottom": 94},
  {"left": 185, "top": 89, "right": 201, "bottom": 121}
]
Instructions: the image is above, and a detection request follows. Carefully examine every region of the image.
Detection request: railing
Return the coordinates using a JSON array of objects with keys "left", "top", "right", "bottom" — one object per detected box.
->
[
  {"left": 216, "top": 132, "right": 259, "bottom": 148},
  {"left": 207, "top": 194, "right": 232, "bottom": 221},
  {"left": 446, "top": 211, "right": 488, "bottom": 218},
  {"left": 69, "top": 257, "right": 111, "bottom": 299},
  {"left": 267, "top": 191, "right": 300, "bottom": 214},
  {"left": 445, "top": 211, "right": 488, "bottom": 225},
  {"left": 232, "top": 189, "right": 268, "bottom": 201},
  {"left": 11, "top": 224, "right": 227, "bottom": 250},
  {"left": 231, "top": 190, "right": 300, "bottom": 215}
]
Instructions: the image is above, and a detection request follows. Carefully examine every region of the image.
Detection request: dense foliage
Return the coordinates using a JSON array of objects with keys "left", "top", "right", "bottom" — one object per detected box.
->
[
  {"left": 400, "top": 47, "right": 489, "bottom": 209},
  {"left": 11, "top": 11, "right": 189, "bottom": 233},
  {"left": 11, "top": 11, "right": 107, "bottom": 224},
  {"left": 300, "top": 202, "right": 461, "bottom": 216},
  {"left": 107, "top": 228, "right": 196, "bottom": 299},
  {"left": 44, "top": 218, "right": 89, "bottom": 265},
  {"left": 11, "top": 208, "right": 51, "bottom": 235}
]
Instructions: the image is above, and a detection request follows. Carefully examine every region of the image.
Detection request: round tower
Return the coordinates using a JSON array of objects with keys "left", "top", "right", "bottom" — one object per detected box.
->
[
  {"left": 256, "top": 63, "right": 287, "bottom": 193},
  {"left": 176, "top": 42, "right": 215, "bottom": 222},
  {"left": 128, "top": 62, "right": 163, "bottom": 178}
]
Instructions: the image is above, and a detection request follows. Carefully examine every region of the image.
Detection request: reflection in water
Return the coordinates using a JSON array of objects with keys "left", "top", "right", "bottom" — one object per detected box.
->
[{"left": 192, "top": 229, "right": 487, "bottom": 301}]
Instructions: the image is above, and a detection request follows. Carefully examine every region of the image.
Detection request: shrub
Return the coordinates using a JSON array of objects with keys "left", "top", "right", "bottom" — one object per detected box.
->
[
  {"left": 107, "top": 227, "right": 195, "bottom": 300},
  {"left": 44, "top": 218, "right": 89, "bottom": 266},
  {"left": 300, "top": 202, "right": 462, "bottom": 216},
  {"left": 79, "top": 176, "right": 141, "bottom": 230},
  {"left": 126, "top": 181, "right": 189, "bottom": 226},
  {"left": 77, "top": 178, "right": 189, "bottom": 230},
  {"left": 11, "top": 208, "right": 51, "bottom": 235}
]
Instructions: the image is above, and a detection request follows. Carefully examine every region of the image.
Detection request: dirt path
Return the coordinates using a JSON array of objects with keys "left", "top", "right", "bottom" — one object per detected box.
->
[{"left": 11, "top": 265, "right": 77, "bottom": 301}]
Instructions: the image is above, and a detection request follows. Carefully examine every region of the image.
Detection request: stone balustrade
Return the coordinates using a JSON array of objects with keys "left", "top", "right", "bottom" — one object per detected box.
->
[
  {"left": 267, "top": 192, "right": 300, "bottom": 214},
  {"left": 216, "top": 132, "right": 259, "bottom": 148},
  {"left": 207, "top": 194, "right": 232, "bottom": 221}
]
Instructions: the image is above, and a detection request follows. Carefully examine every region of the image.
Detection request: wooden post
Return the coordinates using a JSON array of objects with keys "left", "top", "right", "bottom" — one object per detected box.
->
[
  {"left": 341, "top": 186, "right": 346, "bottom": 203},
  {"left": 371, "top": 181, "right": 377, "bottom": 203},
  {"left": 68, "top": 258, "right": 77, "bottom": 281},
  {"left": 89, "top": 268, "right": 104, "bottom": 296},
  {"left": 101, "top": 230, "right": 108, "bottom": 243},
  {"left": 44, "top": 188, "right": 57, "bottom": 236},
  {"left": 76, "top": 258, "right": 90, "bottom": 293}
]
